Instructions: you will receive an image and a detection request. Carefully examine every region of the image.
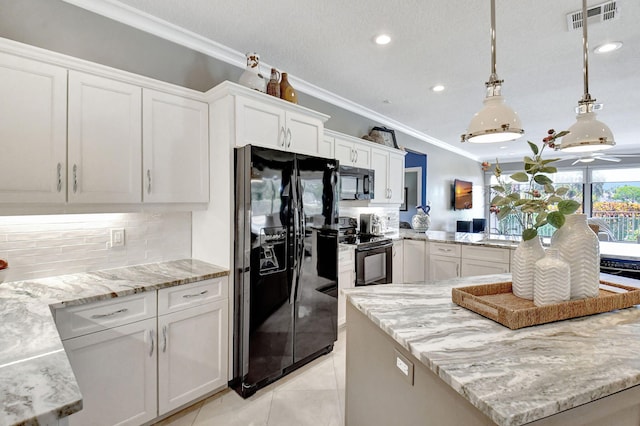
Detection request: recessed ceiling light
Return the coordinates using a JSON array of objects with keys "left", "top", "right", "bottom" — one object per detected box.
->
[
  {"left": 499, "top": 146, "right": 508, "bottom": 149},
  {"left": 374, "top": 34, "right": 391, "bottom": 45},
  {"left": 594, "top": 41, "right": 623, "bottom": 54},
  {"left": 431, "top": 85, "right": 445, "bottom": 92}
]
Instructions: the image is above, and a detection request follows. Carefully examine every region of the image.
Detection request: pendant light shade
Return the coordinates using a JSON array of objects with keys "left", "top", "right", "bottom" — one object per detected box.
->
[
  {"left": 462, "top": 0, "right": 523, "bottom": 144},
  {"left": 558, "top": 0, "right": 615, "bottom": 152}
]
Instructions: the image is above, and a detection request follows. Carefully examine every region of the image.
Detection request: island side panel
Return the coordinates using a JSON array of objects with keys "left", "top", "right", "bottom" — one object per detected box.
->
[{"left": 344, "top": 303, "right": 496, "bottom": 426}]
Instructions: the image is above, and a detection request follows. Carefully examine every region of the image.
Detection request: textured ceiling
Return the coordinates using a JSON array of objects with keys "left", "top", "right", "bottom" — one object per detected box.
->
[{"left": 92, "top": 0, "right": 640, "bottom": 162}]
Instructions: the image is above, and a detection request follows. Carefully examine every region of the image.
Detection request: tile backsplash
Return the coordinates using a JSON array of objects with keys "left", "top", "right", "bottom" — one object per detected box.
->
[
  {"left": 338, "top": 204, "right": 399, "bottom": 233},
  {"left": 0, "top": 212, "right": 191, "bottom": 282}
]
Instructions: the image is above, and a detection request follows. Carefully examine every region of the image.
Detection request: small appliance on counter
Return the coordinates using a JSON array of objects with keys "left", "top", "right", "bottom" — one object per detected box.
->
[{"left": 359, "top": 213, "right": 383, "bottom": 236}]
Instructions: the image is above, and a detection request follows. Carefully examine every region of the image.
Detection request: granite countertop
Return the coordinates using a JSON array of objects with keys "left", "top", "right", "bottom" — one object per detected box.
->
[
  {"left": 398, "top": 229, "right": 640, "bottom": 259},
  {"left": 344, "top": 273, "right": 640, "bottom": 426},
  {"left": 0, "top": 259, "right": 229, "bottom": 426}
]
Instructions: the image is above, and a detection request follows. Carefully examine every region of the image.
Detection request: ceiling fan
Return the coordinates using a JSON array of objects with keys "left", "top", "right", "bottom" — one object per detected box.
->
[{"left": 569, "top": 153, "right": 640, "bottom": 165}]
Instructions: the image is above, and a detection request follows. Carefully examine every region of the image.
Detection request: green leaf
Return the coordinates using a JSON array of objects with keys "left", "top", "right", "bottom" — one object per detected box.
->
[
  {"left": 514, "top": 199, "right": 528, "bottom": 206},
  {"left": 547, "top": 195, "right": 563, "bottom": 204},
  {"left": 522, "top": 228, "right": 538, "bottom": 241},
  {"left": 497, "top": 206, "right": 512, "bottom": 220},
  {"left": 540, "top": 166, "right": 558, "bottom": 174},
  {"left": 541, "top": 158, "right": 560, "bottom": 165},
  {"left": 547, "top": 211, "right": 565, "bottom": 228},
  {"left": 558, "top": 199, "right": 580, "bottom": 214},
  {"left": 527, "top": 141, "right": 539, "bottom": 155},
  {"left": 535, "top": 212, "right": 548, "bottom": 225},
  {"left": 534, "top": 175, "right": 553, "bottom": 185},
  {"left": 524, "top": 156, "right": 536, "bottom": 165},
  {"left": 510, "top": 172, "right": 529, "bottom": 182},
  {"left": 491, "top": 185, "right": 506, "bottom": 193},
  {"left": 555, "top": 187, "right": 569, "bottom": 196},
  {"left": 555, "top": 130, "right": 570, "bottom": 138},
  {"left": 491, "top": 195, "right": 505, "bottom": 205},
  {"left": 507, "top": 193, "right": 520, "bottom": 201}
]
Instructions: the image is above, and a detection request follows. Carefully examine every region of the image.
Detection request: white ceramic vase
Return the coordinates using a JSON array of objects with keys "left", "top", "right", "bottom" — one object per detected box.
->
[
  {"left": 551, "top": 213, "right": 600, "bottom": 299},
  {"left": 238, "top": 52, "right": 266, "bottom": 92},
  {"left": 512, "top": 235, "right": 545, "bottom": 300},
  {"left": 533, "top": 248, "right": 571, "bottom": 307}
]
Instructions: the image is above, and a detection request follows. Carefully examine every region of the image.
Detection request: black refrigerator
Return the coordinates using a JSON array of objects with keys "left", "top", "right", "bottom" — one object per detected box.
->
[{"left": 232, "top": 145, "right": 339, "bottom": 398}]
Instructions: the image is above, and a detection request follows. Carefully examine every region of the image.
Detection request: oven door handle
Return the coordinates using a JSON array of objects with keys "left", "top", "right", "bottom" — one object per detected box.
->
[{"left": 357, "top": 243, "right": 393, "bottom": 252}]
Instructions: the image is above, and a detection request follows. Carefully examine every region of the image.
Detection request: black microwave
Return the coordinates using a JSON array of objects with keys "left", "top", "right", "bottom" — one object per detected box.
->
[{"left": 339, "top": 165, "right": 375, "bottom": 200}]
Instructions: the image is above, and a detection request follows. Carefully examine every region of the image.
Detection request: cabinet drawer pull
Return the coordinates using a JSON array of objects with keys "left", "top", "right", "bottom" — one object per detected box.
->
[
  {"left": 280, "top": 126, "right": 286, "bottom": 147},
  {"left": 162, "top": 325, "right": 167, "bottom": 353},
  {"left": 286, "top": 128, "right": 292, "bottom": 148},
  {"left": 72, "top": 164, "right": 78, "bottom": 193},
  {"left": 354, "top": 150, "right": 358, "bottom": 163},
  {"left": 439, "top": 248, "right": 452, "bottom": 252},
  {"left": 90, "top": 308, "right": 128, "bottom": 319},
  {"left": 149, "top": 329, "right": 155, "bottom": 357},
  {"left": 147, "top": 169, "right": 152, "bottom": 194},
  {"left": 56, "top": 163, "right": 62, "bottom": 192},
  {"left": 182, "top": 290, "right": 209, "bottom": 299}
]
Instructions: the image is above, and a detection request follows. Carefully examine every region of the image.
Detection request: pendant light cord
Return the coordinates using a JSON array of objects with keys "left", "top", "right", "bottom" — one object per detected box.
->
[
  {"left": 490, "top": 0, "right": 497, "bottom": 79},
  {"left": 581, "top": 0, "right": 593, "bottom": 104}
]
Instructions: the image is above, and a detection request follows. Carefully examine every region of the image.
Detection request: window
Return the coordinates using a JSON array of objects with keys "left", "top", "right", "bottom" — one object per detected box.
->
[{"left": 591, "top": 167, "right": 640, "bottom": 243}]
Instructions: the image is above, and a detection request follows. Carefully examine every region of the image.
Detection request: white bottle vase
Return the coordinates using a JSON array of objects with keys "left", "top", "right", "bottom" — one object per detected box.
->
[
  {"left": 551, "top": 214, "right": 600, "bottom": 299},
  {"left": 534, "top": 248, "right": 570, "bottom": 307},
  {"left": 511, "top": 235, "right": 545, "bottom": 300},
  {"left": 238, "top": 52, "right": 266, "bottom": 92}
]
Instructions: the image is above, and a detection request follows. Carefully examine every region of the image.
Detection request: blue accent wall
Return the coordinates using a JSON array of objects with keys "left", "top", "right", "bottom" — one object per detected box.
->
[{"left": 400, "top": 150, "right": 427, "bottom": 225}]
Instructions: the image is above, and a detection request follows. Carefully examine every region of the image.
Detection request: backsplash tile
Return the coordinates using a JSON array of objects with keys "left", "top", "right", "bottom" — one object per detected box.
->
[{"left": 0, "top": 212, "right": 191, "bottom": 282}]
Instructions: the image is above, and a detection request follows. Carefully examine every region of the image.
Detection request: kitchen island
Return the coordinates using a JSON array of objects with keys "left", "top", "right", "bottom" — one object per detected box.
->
[
  {"left": 0, "top": 259, "right": 228, "bottom": 426},
  {"left": 344, "top": 273, "right": 640, "bottom": 426}
]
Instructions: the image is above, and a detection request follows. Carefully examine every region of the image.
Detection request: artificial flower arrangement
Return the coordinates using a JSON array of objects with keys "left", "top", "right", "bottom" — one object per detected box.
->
[{"left": 482, "top": 130, "right": 581, "bottom": 241}]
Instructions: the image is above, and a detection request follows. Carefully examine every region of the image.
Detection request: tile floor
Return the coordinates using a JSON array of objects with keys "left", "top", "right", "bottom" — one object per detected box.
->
[{"left": 155, "top": 328, "right": 346, "bottom": 426}]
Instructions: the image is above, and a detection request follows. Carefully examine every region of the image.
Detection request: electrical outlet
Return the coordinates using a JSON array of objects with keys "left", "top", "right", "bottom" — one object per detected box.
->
[{"left": 110, "top": 228, "right": 125, "bottom": 248}]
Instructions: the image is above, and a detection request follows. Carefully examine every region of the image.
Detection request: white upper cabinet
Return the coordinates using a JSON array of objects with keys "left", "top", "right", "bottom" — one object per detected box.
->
[
  {"left": 0, "top": 52, "right": 67, "bottom": 203},
  {"left": 142, "top": 89, "right": 209, "bottom": 203},
  {"left": 370, "top": 145, "right": 406, "bottom": 204},
  {"left": 232, "top": 86, "right": 327, "bottom": 157},
  {"left": 68, "top": 70, "right": 142, "bottom": 203},
  {"left": 332, "top": 133, "right": 371, "bottom": 169}
]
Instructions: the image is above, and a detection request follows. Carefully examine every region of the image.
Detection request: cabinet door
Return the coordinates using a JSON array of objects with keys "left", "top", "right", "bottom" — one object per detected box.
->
[
  {"left": 392, "top": 240, "right": 404, "bottom": 283},
  {"left": 0, "top": 52, "right": 67, "bottom": 203},
  {"left": 429, "top": 255, "right": 461, "bottom": 280},
  {"left": 352, "top": 141, "right": 371, "bottom": 169},
  {"left": 370, "top": 147, "right": 389, "bottom": 203},
  {"left": 334, "top": 138, "right": 355, "bottom": 166},
  {"left": 68, "top": 70, "right": 142, "bottom": 203},
  {"left": 387, "top": 152, "right": 405, "bottom": 204},
  {"left": 461, "top": 259, "right": 509, "bottom": 277},
  {"left": 142, "top": 89, "right": 209, "bottom": 203},
  {"left": 63, "top": 318, "right": 157, "bottom": 426},
  {"left": 403, "top": 240, "right": 426, "bottom": 283},
  {"left": 158, "top": 300, "right": 228, "bottom": 414},
  {"left": 235, "top": 96, "right": 285, "bottom": 149},
  {"left": 319, "top": 134, "right": 334, "bottom": 159},
  {"left": 338, "top": 248, "right": 355, "bottom": 327},
  {"left": 286, "top": 110, "right": 323, "bottom": 156}
]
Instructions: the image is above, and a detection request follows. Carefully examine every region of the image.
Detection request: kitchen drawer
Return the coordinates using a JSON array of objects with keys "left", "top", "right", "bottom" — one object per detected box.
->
[
  {"left": 158, "top": 277, "right": 228, "bottom": 316},
  {"left": 56, "top": 292, "right": 156, "bottom": 340},
  {"left": 461, "top": 245, "right": 511, "bottom": 264},
  {"left": 339, "top": 246, "right": 355, "bottom": 264},
  {"left": 429, "top": 242, "right": 461, "bottom": 258}
]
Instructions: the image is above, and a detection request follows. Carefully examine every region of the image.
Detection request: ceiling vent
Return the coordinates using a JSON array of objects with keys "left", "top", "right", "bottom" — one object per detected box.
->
[{"left": 567, "top": 1, "right": 618, "bottom": 31}]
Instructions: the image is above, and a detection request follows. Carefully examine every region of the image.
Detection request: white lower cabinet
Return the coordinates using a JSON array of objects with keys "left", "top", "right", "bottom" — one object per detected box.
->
[
  {"left": 338, "top": 246, "right": 356, "bottom": 327},
  {"left": 158, "top": 300, "right": 228, "bottom": 414},
  {"left": 392, "top": 239, "right": 403, "bottom": 283},
  {"left": 460, "top": 245, "right": 511, "bottom": 277},
  {"left": 57, "top": 277, "right": 229, "bottom": 425},
  {"left": 63, "top": 318, "right": 157, "bottom": 426},
  {"left": 403, "top": 239, "right": 427, "bottom": 283},
  {"left": 429, "top": 254, "right": 461, "bottom": 280}
]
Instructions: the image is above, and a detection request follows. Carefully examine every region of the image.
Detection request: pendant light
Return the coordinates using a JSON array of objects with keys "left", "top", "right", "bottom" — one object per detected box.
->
[
  {"left": 558, "top": 0, "right": 615, "bottom": 153},
  {"left": 461, "top": 0, "right": 523, "bottom": 144}
]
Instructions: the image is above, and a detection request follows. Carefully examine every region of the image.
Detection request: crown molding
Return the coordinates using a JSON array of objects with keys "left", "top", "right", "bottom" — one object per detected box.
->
[{"left": 61, "top": 0, "right": 478, "bottom": 161}]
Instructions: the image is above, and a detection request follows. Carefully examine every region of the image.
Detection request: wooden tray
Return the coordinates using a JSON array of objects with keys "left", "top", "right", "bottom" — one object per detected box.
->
[{"left": 451, "top": 280, "right": 640, "bottom": 330}]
